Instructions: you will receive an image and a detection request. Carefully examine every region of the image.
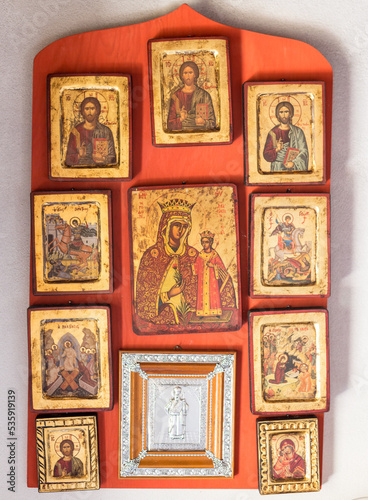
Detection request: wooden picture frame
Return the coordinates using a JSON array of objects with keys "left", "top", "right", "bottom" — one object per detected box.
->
[
  {"left": 31, "top": 190, "right": 113, "bottom": 295},
  {"left": 119, "top": 350, "right": 236, "bottom": 478},
  {"left": 35, "top": 414, "right": 99, "bottom": 492},
  {"left": 148, "top": 37, "right": 232, "bottom": 146},
  {"left": 48, "top": 73, "right": 132, "bottom": 180},
  {"left": 249, "top": 193, "right": 330, "bottom": 298},
  {"left": 27, "top": 5, "right": 334, "bottom": 491},
  {"left": 28, "top": 306, "right": 113, "bottom": 412},
  {"left": 249, "top": 309, "right": 329, "bottom": 414},
  {"left": 257, "top": 417, "right": 320, "bottom": 494},
  {"left": 244, "top": 81, "right": 326, "bottom": 185},
  {"left": 129, "top": 184, "right": 242, "bottom": 334}
]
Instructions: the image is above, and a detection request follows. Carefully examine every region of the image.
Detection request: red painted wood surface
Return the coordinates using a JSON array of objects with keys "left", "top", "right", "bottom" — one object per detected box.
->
[{"left": 29, "top": 4, "right": 331, "bottom": 489}]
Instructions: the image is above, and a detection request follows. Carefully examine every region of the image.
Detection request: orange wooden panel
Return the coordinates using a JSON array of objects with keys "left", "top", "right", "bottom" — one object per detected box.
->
[
  {"left": 28, "top": 4, "right": 331, "bottom": 490},
  {"left": 141, "top": 455, "right": 214, "bottom": 469},
  {"left": 130, "top": 372, "right": 144, "bottom": 459}
]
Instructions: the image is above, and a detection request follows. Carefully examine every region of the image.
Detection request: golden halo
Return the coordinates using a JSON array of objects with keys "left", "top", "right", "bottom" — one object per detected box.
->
[
  {"left": 282, "top": 213, "right": 294, "bottom": 224},
  {"left": 171, "top": 54, "right": 208, "bottom": 89},
  {"left": 269, "top": 95, "right": 302, "bottom": 127},
  {"left": 73, "top": 90, "right": 109, "bottom": 124},
  {"left": 64, "top": 341, "right": 72, "bottom": 348},
  {"left": 52, "top": 344, "right": 58, "bottom": 350},
  {"left": 54, "top": 433, "right": 81, "bottom": 458},
  {"left": 70, "top": 217, "right": 81, "bottom": 227},
  {"left": 275, "top": 433, "right": 299, "bottom": 453}
]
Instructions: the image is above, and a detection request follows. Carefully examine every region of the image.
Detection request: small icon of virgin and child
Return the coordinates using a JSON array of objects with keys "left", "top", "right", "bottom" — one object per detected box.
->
[
  {"left": 272, "top": 435, "right": 306, "bottom": 480},
  {"left": 134, "top": 197, "right": 238, "bottom": 333}
]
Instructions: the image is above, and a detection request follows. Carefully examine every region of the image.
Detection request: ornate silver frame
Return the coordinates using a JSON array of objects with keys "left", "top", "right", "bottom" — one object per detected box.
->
[{"left": 119, "top": 351, "right": 236, "bottom": 478}]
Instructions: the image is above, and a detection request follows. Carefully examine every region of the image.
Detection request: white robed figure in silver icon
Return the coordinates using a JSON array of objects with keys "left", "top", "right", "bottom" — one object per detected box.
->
[
  {"left": 120, "top": 352, "right": 235, "bottom": 477},
  {"left": 165, "top": 386, "right": 189, "bottom": 440}
]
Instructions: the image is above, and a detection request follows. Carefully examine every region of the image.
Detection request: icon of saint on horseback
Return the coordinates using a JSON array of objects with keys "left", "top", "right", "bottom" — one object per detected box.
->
[
  {"left": 267, "top": 212, "right": 312, "bottom": 285},
  {"left": 46, "top": 214, "right": 99, "bottom": 281}
]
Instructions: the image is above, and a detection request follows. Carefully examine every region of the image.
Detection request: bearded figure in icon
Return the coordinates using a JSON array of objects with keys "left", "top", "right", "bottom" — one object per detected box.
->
[{"left": 167, "top": 61, "right": 216, "bottom": 131}]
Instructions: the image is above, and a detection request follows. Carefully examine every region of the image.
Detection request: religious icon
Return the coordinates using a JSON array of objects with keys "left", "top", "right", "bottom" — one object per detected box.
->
[
  {"left": 53, "top": 438, "right": 84, "bottom": 478},
  {"left": 29, "top": 306, "right": 112, "bottom": 412},
  {"left": 166, "top": 61, "right": 216, "bottom": 132},
  {"left": 129, "top": 184, "right": 241, "bottom": 334},
  {"left": 267, "top": 211, "right": 314, "bottom": 286},
  {"left": 250, "top": 194, "right": 330, "bottom": 298},
  {"left": 32, "top": 191, "right": 112, "bottom": 294},
  {"left": 249, "top": 309, "right": 329, "bottom": 414},
  {"left": 119, "top": 350, "right": 236, "bottom": 477},
  {"left": 148, "top": 37, "right": 232, "bottom": 146},
  {"left": 165, "top": 386, "right": 189, "bottom": 440},
  {"left": 48, "top": 74, "right": 132, "bottom": 180},
  {"left": 257, "top": 417, "right": 320, "bottom": 494},
  {"left": 271, "top": 435, "right": 306, "bottom": 480},
  {"left": 35, "top": 415, "right": 99, "bottom": 492},
  {"left": 244, "top": 82, "right": 325, "bottom": 185}
]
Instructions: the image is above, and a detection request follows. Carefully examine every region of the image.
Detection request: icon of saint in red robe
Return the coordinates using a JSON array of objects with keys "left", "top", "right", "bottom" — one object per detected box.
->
[{"left": 191, "top": 230, "right": 235, "bottom": 318}]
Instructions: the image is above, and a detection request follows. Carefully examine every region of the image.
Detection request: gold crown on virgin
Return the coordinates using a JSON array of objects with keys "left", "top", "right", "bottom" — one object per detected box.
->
[
  {"left": 158, "top": 199, "right": 195, "bottom": 214},
  {"left": 200, "top": 230, "right": 215, "bottom": 239}
]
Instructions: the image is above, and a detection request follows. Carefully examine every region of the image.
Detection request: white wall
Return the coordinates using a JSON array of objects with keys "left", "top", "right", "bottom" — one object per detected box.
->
[{"left": 0, "top": 1, "right": 367, "bottom": 499}]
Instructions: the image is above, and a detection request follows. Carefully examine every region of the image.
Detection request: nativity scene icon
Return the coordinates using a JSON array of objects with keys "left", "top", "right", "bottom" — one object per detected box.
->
[{"left": 263, "top": 329, "right": 317, "bottom": 402}]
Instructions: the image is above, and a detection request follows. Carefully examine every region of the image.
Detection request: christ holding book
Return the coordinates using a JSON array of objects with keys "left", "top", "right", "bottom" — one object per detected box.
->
[
  {"left": 167, "top": 61, "right": 216, "bottom": 132},
  {"left": 263, "top": 101, "right": 308, "bottom": 172},
  {"left": 65, "top": 96, "right": 117, "bottom": 166}
]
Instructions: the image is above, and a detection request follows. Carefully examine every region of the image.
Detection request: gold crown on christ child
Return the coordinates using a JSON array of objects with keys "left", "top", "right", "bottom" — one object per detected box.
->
[
  {"left": 200, "top": 230, "right": 215, "bottom": 239},
  {"left": 158, "top": 199, "right": 195, "bottom": 214}
]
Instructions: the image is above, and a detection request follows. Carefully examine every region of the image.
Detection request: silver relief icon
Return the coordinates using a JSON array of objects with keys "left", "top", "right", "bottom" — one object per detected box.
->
[{"left": 165, "top": 386, "right": 189, "bottom": 440}]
